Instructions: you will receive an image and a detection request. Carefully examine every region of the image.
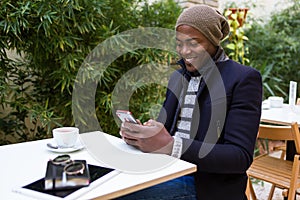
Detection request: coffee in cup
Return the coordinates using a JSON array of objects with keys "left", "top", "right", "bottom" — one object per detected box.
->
[{"left": 52, "top": 127, "right": 79, "bottom": 148}]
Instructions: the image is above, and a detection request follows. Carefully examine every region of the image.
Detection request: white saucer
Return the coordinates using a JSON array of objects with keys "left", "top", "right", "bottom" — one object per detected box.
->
[{"left": 46, "top": 139, "right": 84, "bottom": 153}]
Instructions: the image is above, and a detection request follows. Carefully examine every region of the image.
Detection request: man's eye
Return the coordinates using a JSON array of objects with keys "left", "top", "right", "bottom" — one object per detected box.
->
[
  {"left": 189, "top": 42, "right": 199, "bottom": 47},
  {"left": 176, "top": 43, "right": 182, "bottom": 47}
]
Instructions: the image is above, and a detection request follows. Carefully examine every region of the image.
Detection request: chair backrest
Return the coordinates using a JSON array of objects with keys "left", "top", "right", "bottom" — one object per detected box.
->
[{"left": 258, "top": 122, "right": 300, "bottom": 154}]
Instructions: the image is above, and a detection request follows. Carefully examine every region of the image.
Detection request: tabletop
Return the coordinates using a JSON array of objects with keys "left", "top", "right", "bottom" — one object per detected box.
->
[
  {"left": 0, "top": 131, "right": 196, "bottom": 200},
  {"left": 261, "top": 104, "right": 300, "bottom": 125}
]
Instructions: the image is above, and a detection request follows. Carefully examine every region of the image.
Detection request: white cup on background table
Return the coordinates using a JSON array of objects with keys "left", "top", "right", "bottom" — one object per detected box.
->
[{"left": 268, "top": 96, "right": 284, "bottom": 108}]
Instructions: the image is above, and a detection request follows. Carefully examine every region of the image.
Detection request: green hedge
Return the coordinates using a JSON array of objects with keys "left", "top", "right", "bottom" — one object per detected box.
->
[
  {"left": 0, "top": 0, "right": 182, "bottom": 144},
  {"left": 246, "top": 0, "right": 300, "bottom": 100}
]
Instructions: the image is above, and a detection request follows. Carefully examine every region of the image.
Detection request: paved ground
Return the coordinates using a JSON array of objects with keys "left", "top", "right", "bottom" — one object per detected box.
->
[
  {"left": 253, "top": 181, "right": 295, "bottom": 200},
  {"left": 253, "top": 181, "right": 300, "bottom": 200}
]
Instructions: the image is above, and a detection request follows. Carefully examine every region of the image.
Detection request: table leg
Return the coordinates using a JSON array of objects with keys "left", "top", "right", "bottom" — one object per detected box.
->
[{"left": 286, "top": 141, "right": 296, "bottom": 161}]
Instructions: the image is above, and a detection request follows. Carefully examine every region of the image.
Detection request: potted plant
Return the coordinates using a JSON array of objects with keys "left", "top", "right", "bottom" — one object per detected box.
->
[{"left": 224, "top": 8, "right": 249, "bottom": 64}]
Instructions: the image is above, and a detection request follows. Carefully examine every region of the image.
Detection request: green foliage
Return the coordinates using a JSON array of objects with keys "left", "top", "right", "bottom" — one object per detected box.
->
[
  {"left": 246, "top": 0, "right": 300, "bottom": 100},
  {"left": 0, "top": 0, "right": 182, "bottom": 144}
]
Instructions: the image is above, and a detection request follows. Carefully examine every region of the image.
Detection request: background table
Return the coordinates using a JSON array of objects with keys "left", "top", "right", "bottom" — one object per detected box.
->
[
  {"left": 0, "top": 131, "right": 196, "bottom": 200},
  {"left": 261, "top": 104, "right": 300, "bottom": 125}
]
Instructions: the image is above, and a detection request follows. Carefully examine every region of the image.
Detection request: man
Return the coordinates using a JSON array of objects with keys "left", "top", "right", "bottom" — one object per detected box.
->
[{"left": 118, "top": 4, "right": 262, "bottom": 200}]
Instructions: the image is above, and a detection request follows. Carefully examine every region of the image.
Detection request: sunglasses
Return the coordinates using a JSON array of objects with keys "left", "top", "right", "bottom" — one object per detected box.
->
[{"left": 51, "top": 154, "right": 85, "bottom": 175}]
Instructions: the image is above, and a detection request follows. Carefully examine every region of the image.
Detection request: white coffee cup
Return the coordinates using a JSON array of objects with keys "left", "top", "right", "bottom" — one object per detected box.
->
[
  {"left": 52, "top": 127, "right": 79, "bottom": 148},
  {"left": 268, "top": 96, "right": 284, "bottom": 108}
]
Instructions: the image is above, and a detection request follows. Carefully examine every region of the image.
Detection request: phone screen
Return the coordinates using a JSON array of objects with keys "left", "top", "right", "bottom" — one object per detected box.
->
[{"left": 116, "top": 110, "right": 138, "bottom": 124}]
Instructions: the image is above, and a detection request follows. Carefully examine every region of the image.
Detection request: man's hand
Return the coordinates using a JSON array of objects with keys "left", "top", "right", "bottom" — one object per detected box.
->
[{"left": 120, "top": 119, "right": 174, "bottom": 155}]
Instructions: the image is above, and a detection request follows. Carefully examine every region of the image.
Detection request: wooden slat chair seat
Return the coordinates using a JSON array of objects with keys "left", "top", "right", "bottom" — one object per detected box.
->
[{"left": 247, "top": 122, "right": 300, "bottom": 200}]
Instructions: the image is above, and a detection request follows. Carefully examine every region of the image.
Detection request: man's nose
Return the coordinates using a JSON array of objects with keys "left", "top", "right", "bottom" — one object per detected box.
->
[{"left": 179, "top": 44, "right": 191, "bottom": 56}]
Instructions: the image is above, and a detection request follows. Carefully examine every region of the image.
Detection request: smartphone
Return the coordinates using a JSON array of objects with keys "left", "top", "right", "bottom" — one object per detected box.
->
[{"left": 116, "top": 110, "right": 138, "bottom": 124}]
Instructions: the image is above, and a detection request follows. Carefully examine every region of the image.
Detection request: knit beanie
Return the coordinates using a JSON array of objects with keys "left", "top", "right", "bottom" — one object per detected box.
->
[{"left": 175, "top": 5, "right": 230, "bottom": 46}]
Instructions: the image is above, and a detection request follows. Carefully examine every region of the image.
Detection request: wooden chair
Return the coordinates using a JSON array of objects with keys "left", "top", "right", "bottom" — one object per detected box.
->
[{"left": 247, "top": 122, "right": 300, "bottom": 200}]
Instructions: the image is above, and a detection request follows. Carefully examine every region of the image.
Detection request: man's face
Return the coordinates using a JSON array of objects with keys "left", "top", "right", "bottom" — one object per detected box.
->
[{"left": 176, "top": 25, "right": 217, "bottom": 72}]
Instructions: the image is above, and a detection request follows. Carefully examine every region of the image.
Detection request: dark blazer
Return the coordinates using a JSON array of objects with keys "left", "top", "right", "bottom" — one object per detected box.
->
[{"left": 158, "top": 59, "right": 262, "bottom": 200}]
